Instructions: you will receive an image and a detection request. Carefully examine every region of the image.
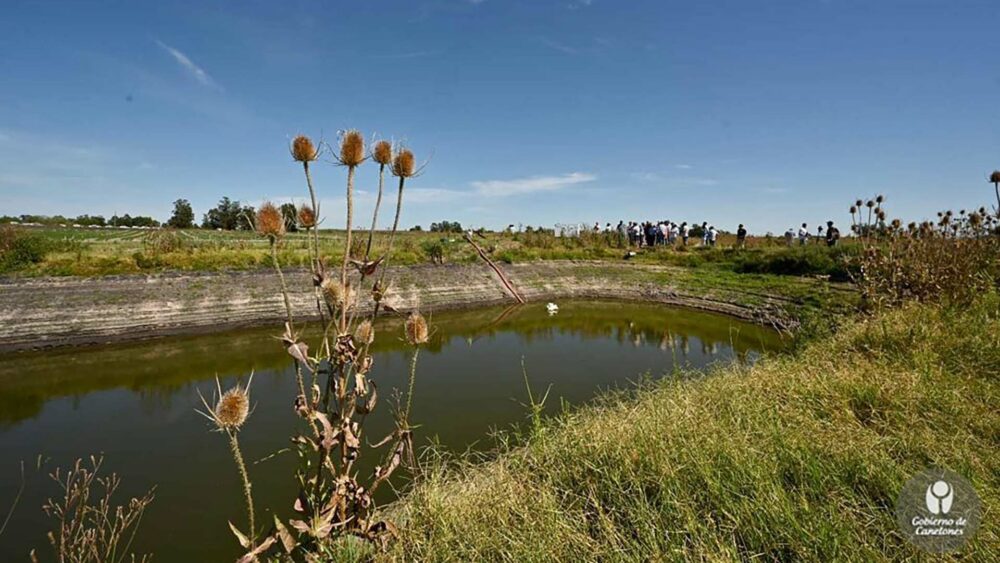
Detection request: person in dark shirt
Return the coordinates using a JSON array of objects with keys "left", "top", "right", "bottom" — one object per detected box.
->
[
  {"left": 736, "top": 224, "right": 747, "bottom": 248},
  {"left": 825, "top": 221, "right": 840, "bottom": 246}
]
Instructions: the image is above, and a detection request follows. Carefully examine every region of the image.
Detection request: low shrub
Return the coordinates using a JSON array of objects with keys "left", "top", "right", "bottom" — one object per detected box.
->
[
  {"left": 733, "top": 245, "right": 855, "bottom": 280},
  {"left": 0, "top": 226, "right": 52, "bottom": 272}
]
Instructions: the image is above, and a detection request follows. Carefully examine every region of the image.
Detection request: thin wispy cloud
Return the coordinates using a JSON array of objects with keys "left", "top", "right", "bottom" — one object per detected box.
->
[
  {"left": 630, "top": 171, "right": 718, "bottom": 187},
  {"left": 155, "top": 40, "right": 220, "bottom": 90},
  {"left": 675, "top": 164, "right": 692, "bottom": 170},
  {"left": 540, "top": 37, "right": 579, "bottom": 55},
  {"left": 371, "top": 50, "right": 441, "bottom": 60},
  {"left": 472, "top": 172, "right": 596, "bottom": 197}
]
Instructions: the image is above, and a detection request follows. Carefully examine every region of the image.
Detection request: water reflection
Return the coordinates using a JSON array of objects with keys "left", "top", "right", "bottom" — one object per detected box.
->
[{"left": 0, "top": 300, "right": 782, "bottom": 561}]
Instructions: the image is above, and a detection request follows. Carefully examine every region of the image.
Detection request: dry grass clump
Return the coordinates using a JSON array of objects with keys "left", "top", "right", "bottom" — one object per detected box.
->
[
  {"left": 387, "top": 295, "right": 1000, "bottom": 561},
  {"left": 34, "top": 456, "right": 155, "bottom": 563}
]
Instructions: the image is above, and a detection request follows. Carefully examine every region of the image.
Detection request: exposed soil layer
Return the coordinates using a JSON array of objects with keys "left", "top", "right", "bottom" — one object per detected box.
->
[{"left": 0, "top": 261, "right": 810, "bottom": 352}]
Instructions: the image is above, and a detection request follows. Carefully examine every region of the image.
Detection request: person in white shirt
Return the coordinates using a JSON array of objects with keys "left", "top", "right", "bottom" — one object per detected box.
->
[
  {"left": 708, "top": 226, "right": 718, "bottom": 246},
  {"left": 797, "top": 223, "right": 810, "bottom": 245}
]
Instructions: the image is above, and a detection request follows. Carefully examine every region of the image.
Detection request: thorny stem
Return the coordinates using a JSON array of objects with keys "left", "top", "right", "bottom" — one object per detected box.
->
[
  {"left": 303, "top": 162, "right": 322, "bottom": 274},
  {"left": 340, "top": 165, "right": 356, "bottom": 334},
  {"left": 365, "top": 163, "right": 386, "bottom": 261},
  {"left": 372, "top": 175, "right": 407, "bottom": 322},
  {"left": 227, "top": 430, "right": 255, "bottom": 548},
  {"left": 270, "top": 240, "right": 294, "bottom": 327},
  {"left": 271, "top": 240, "right": 306, "bottom": 399},
  {"left": 403, "top": 346, "right": 420, "bottom": 423},
  {"left": 302, "top": 162, "right": 331, "bottom": 357}
]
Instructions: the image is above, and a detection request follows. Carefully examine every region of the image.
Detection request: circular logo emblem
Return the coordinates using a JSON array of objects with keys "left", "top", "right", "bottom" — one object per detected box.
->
[{"left": 894, "top": 467, "right": 982, "bottom": 553}]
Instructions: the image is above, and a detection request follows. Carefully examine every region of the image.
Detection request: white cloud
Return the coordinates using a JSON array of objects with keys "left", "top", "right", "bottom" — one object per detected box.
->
[
  {"left": 156, "top": 40, "right": 220, "bottom": 90},
  {"left": 471, "top": 172, "right": 596, "bottom": 197},
  {"left": 675, "top": 164, "right": 692, "bottom": 170}
]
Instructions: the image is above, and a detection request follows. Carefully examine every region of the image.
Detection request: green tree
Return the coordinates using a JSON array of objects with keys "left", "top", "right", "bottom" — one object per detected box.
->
[
  {"left": 280, "top": 202, "right": 299, "bottom": 232},
  {"left": 202, "top": 197, "right": 251, "bottom": 230},
  {"left": 167, "top": 199, "right": 195, "bottom": 229}
]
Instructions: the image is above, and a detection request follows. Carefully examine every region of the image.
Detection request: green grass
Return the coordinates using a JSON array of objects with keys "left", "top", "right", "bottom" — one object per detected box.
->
[
  {"left": 381, "top": 296, "right": 999, "bottom": 561},
  {"left": 0, "top": 225, "right": 862, "bottom": 278}
]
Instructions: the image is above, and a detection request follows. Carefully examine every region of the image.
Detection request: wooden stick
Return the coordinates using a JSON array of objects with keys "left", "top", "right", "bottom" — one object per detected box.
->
[{"left": 463, "top": 232, "right": 525, "bottom": 304}]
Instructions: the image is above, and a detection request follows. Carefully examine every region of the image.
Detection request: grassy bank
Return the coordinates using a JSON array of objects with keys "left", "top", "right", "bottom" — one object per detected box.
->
[
  {"left": 384, "top": 296, "right": 999, "bottom": 561},
  {"left": 1, "top": 224, "right": 858, "bottom": 279}
]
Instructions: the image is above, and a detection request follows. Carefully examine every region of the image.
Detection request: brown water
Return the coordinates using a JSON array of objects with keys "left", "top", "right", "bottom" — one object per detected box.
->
[{"left": 0, "top": 300, "right": 783, "bottom": 561}]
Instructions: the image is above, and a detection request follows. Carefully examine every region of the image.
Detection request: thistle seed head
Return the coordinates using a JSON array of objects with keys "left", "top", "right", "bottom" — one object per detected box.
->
[
  {"left": 875, "top": 194, "right": 884, "bottom": 204},
  {"left": 256, "top": 202, "right": 286, "bottom": 239},
  {"left": 198, "top": 376, "right": 253, "bottom": 432},
  {"left": 217, "top": 386, "right": 250, "bottom": 429},
  {"left": 392, "top": 149, "right": 415, "bottom": 178},
  {"left": 297, "top": 205, "right": 316, "bottom": 229},
  {"left": 291, "top": 135, "right": 319, "bottom": 163},
  {"left": 373, "top": 140, "right": 393, "bottom": 165},
  {"left": 354, "top": 319, "right": 375, "bottom": 346},
  {"left": 989, "top": 170, "right": 1000, "bottom": 183},
  {"left": 404, "top": 312, "right": 429, "bottom": 345},
  {"left": 865, "top": 200, "right": 875, "bottom": 208},
  {"left": 849, "top": 205, "right": 857, "bottom": 214},
  {"left": 340, "top": 130, "right": 366, "bottom": 167},
  {"left": 855, "top": 199, "right": 864, "bottom": 208},
  {"left": 321, "top": 278, "right": 354, "bottom": 311}
]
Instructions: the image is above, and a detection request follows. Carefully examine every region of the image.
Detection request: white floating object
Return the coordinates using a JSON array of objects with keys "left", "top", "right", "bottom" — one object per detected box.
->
[{"left": 546, "top": 302, "right": 559, "bottom": 314}]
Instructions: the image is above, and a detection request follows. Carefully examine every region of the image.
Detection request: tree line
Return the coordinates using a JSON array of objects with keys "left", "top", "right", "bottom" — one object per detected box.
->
[{"left": 1, "top": 213, "right": 159, "bottom": 228}]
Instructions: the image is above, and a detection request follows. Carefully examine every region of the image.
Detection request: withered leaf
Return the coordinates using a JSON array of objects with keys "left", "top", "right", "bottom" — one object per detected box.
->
[
  {"left": 273, "top": 515, "right": 296, "bottom": 554},
  {"left": 228, "top": 520, "right": 251, "bottom": 549},
  {"left": 236, "top": 536, "right": 277, "bottom": 563},
  {"left": 287, "top": 341, "right": 312, "bottom": 370}
]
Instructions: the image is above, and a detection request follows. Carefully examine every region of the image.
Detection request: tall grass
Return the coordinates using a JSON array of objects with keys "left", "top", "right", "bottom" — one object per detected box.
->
[{"left": 386, "top": 294, "right": 1000, "bottom": 561}]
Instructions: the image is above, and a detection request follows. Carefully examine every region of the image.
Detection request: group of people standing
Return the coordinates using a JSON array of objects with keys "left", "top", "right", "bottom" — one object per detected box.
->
[
  {"left": 591, "top": 220, "right": 843, "bottom": 249},
  {"left": 781, "top": 222, "right": 842, "bottom": 247},
  {"left": 595, "top": 220, "right": 720, "bottom": 248}
]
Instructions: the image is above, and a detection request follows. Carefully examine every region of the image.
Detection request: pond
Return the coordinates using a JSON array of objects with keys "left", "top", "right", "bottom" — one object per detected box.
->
[{"left": 0, "top": 300, "right": 784, "bottom": 561}]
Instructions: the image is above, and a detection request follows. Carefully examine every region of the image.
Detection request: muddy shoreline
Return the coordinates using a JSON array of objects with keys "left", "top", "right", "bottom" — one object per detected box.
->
[{"left": 0, "top": 261, "right": 801, "bottom": 353}]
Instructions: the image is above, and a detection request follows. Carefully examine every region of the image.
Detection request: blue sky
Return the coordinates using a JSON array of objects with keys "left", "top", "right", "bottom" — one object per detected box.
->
[{"left": 1, "top": 0, "right": 998, "bottom": 233}]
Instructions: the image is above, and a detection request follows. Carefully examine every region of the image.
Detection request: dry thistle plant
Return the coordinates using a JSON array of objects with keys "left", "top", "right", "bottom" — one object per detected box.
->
[
  {"left": 205, "top": 131, "right": 426, "bottom": 560},
  {"left": 197, "top": 376, "right": 257, "bottom": 552},
  {"left": 848, "top": 197, "right": 1000, "bottom": 309}
]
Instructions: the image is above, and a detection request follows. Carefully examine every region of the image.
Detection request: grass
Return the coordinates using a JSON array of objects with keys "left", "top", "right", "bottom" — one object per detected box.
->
[
  {"left": 380, "top": 295, "right": 999, "bottom": 561},
  {"left": 1, "top": 225, "right": 862, "bottom": 279}
]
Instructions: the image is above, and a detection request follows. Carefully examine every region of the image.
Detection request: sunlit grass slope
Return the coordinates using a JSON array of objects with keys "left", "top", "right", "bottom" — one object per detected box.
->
[{"left": 385, "top": 296, "right": 999, "bottom": 561}]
